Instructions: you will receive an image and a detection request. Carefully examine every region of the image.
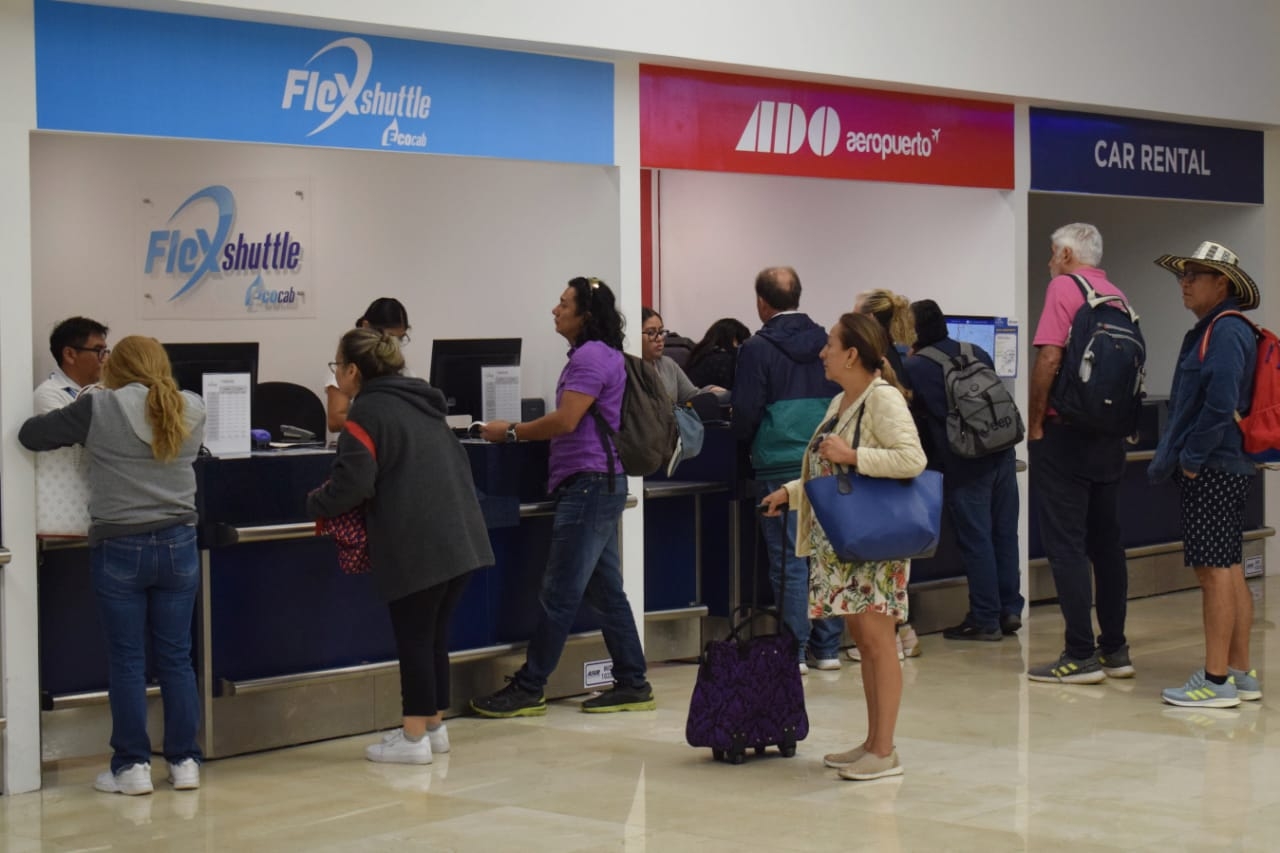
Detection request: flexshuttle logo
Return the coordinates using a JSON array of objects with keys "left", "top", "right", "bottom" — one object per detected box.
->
[
  {"left": 143, "top": 185, "right": 304, "bottom": 304},
  {"left": 280, "top": 37, "right": 432, "bottom": 143}
]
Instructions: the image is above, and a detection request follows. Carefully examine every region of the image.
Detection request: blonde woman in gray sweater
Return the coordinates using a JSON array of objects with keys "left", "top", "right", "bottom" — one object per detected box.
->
[{"left": 21, "top": 336, "right": 206, "bottom": 796}]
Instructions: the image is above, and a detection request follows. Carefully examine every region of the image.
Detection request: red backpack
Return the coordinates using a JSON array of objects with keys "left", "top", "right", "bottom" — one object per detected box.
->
[{"left": 1199, "top": 310, "right": 1280, "bottom": 463}]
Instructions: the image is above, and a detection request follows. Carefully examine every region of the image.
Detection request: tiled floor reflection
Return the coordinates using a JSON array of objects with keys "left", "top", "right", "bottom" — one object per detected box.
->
[{"left": 3, "top": 585, "right": 1275, "bottom": 851}]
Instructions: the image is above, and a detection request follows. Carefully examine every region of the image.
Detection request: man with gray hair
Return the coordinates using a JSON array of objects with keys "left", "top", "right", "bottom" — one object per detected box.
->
[{"left": 1026, "top": 223, "right": 1134, "bottom": 684}]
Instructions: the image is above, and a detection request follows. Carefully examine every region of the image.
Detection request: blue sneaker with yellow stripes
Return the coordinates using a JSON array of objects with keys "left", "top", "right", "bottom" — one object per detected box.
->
[
  {"left": 1228, "top": 667, "right": 1262, "bottom": 701},
  {"left": 1162, "top": 670, "right": 1241, "bottom": 708},
  {"left": 1027, "top": 652, "right": 1105, "bottom": 684}
]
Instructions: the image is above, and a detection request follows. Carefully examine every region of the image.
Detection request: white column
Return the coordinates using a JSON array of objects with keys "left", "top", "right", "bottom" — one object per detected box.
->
[
  {"left": 614, "top": 60, "right": 646, "bottom": 642},
  {"left": 0, "top": 0, "right": 43, "bottom": 794},
  {"left": 1264, "top": 130, "right": 1280, "bottom": 577},
  {"left": 1012, "top": 103, "right": 1031, "bottom": 621}
]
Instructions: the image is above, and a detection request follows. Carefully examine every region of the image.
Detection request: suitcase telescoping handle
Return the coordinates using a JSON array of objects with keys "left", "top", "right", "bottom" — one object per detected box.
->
[{"left": 728, "top": 502, "right": 796, "bottom": 642}]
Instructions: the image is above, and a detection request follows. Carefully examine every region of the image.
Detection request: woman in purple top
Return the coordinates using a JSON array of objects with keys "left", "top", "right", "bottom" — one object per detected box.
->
[{"left": 472, "top": 277, "right": 655, "bottom": 717}]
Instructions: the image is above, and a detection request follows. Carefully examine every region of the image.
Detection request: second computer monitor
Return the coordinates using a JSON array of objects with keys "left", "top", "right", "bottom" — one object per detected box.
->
[
  {"left": 429, "top": 338, "right": 521, "bottom": 420},
  {"left": 163, "top": 342, "right": 260, "bottom": 396}
]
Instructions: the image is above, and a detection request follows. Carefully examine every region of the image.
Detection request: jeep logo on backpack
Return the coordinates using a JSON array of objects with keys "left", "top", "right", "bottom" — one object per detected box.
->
[{"left": 920, "top": 343, "right": 1024, "bottom": 458}]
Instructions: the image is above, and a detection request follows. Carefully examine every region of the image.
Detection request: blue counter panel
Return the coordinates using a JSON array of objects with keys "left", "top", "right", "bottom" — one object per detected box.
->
[
  {"left": 39, "top": 547, "right": 110, "bottom": 696},
  {"left": 643, "top": 496, "right": 700, "bottom": 612},
  {"left": 208, "top": 537, "right": 493, "bottom": 686}
]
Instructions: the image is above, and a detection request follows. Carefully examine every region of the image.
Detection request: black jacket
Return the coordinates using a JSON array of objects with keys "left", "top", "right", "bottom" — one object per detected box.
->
[{"left": 307, "top": 375, "right": 494, "bottom": 602}]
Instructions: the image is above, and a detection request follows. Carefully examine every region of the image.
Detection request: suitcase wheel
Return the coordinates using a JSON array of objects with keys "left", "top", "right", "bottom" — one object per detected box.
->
[
  {"left": 755, "top": 746, "right": 766, "bottom": 756},
  {"left": 712, "top": 749, "right": 725, "bottom": 762},
  {"left": 729, "top": 749, "right": 746, "bottom": 765},
  {"left": 780, "top": 744, "right": 797, "bottom": 758}
]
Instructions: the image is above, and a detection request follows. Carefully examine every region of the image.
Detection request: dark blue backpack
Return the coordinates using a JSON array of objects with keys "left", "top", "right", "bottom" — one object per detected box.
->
[{"left": 1050, "top": 274, "right": 1147, "bottom": 437}]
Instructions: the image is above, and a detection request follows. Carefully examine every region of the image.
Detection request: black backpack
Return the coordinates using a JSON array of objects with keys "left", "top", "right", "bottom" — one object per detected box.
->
[
  {"left": 918, "top": 343, "right": 1024, "bottom": 457},
  {"left": 1050, "top": 274, "right": 1146, "bottom": 437},
  {"left": 590, "top": 354, "right": 678, "bottom": 479}
]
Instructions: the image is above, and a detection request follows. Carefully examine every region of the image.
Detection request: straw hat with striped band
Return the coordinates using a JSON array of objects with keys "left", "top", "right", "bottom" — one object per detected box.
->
[{"left": 1153, "top": 241, "right": 1260, "bottom": 311}]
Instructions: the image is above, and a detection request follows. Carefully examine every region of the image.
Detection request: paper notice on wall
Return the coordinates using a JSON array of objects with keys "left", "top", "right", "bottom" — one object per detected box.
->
[
  {"left": 202, "top": 373, "right": 251, "bottom": 456},
  {"left": 481, "top": 366, "right": 521, "bottom": 422},
  {"left": 993, "top": 328, "right": 1019, "bottom": 378}
]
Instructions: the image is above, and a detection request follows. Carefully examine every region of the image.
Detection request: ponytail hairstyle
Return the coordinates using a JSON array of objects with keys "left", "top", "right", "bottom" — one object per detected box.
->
[
  {"left": 857, "top": 288, "right": 915, "bottom": 348},
  {"left": 339, "top": 327, "right": 406, "bottom": 382},
  {"left": 356, "top": 297, "right": 410, "bottom": 334},
  {"left": 567, "top": 276, "right": 625, "bottom": 351},
  {"left": 100, "top": 335, "right": 190, "bottom": 462},
  {"left": 834, "top": 312, "right": 908, "bottom": 396}
]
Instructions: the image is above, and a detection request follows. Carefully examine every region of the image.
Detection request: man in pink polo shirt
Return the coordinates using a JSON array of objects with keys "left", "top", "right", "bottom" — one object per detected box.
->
[{"left": 1026, "top": 223, "right": 1134, "bottom": 685}]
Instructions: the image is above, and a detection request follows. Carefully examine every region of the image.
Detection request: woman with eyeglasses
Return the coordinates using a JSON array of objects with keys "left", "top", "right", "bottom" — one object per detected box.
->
[
  {"left": 760, "top": 313, "right": 926, "bottom": 782},
  {"left": 470, "top": 277, "right": 656, "bottom": 718},
  {"left": 309, "top": 328, "right": 493, "bottom": 764},
  {"left": 20, "top": 336, "right": 206, "bottom": 796},
  {"left": 640, "top": 307, "right": 726, "bottom": 403},
  {"left": 325, "top": 297, "right": 412, "bottom": 433}
]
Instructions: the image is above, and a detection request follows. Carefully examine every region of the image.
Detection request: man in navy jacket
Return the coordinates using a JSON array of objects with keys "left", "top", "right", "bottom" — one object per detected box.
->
[{"left": 732, "top": 266, "right": 841, "bottom": 672}]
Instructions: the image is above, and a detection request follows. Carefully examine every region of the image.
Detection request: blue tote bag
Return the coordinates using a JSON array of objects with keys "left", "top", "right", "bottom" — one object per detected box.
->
[{"left": 803, "top": 403, "right": 943, "bottom": 562}]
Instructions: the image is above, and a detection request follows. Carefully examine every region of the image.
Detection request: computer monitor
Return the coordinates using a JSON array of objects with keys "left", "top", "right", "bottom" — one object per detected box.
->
[
  {"left": 429, "top": 338, "right": 522, "bottom": 419},
  {"left": 163, "top": 342, "right": 260, "bottom": 396},
  {"left": 944, "top": 316, "right": 999, "bottom": 356}
]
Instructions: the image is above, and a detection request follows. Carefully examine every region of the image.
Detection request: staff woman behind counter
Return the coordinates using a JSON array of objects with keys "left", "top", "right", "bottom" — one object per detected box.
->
[{"left": 325, "top": 297, "right": 411, "bottom": 433}]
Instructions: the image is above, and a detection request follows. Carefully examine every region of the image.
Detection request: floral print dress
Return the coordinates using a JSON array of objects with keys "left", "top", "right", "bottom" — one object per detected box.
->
[{"left": 806, "top": 421, "right": 911, "bottom": 624}]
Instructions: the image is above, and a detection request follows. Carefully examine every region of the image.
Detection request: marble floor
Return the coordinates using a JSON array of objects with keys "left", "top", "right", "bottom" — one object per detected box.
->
[{"left": 3, "top": 585, "right": 1276, "bottom": 852}]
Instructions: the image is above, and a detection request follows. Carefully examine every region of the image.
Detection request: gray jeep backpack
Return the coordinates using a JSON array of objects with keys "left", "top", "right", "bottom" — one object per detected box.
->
[{"left": 919, "top": 343, "right": 1024, "bottom": 458}]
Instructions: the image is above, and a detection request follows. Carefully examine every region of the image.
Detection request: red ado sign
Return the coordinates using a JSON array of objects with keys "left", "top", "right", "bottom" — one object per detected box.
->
[{"left": 640, "top": 65, "right": 1013, "bottom": 189}]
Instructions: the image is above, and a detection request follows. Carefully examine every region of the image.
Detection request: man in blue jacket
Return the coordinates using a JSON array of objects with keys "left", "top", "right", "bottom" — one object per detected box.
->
[{"left": 732, "top": 266, "right": 842, "bottom": 673}]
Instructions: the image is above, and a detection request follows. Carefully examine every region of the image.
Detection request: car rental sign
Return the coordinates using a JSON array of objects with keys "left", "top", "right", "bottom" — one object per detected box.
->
[{"left": 640, "top": 65, "right": 1014, "bottom": 189}]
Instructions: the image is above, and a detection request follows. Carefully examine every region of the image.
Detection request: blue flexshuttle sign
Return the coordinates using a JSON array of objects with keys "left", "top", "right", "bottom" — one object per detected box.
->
[
  {"left": 34, "top": 0, "right": 613, "bottom": 164},
  {"left": 1030, "top": 108, "right": 1262, "bottom": 204}
]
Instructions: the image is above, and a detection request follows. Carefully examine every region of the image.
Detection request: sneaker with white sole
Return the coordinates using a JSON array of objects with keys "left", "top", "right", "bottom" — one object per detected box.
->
[
  {"left": 1098, "top": 644, "right": 1135, "bottom": 678},
  {"left": 1027, "top": 651, "right": 1106, "bottom": 684},
  {"left": 846, "top": 638, "right": 905, "bottom": 663},
  {"left": 366, "top": 728, "right": 432, "bottom": 764},
  {"left": 837, "top": 748, "right": 903, "bottom": 781},
  {"left": 823, "top": 745, "right": 867, "bottom": 768},
  {"left": 1229, "top": 667, "right": 1262, "bottom": 701},
  {"left": 798, "top": 662, "right": 809, "bottom": 675},
  {"left": 167, "top": 758, "right": 200, "bottom": 790},
  {"left": 425, "top": 723, "right": 450, "bottom": 754},
  {"left": 898, "top": 624, "right": 921, "bottom": 658},
  {"left": 95, "top": 762, "right": 153, "bottom": 796},
  {"left": 812, "top": 658, "right": 841, "bottom": 671},
  {"left": 1162, "top": 670, "right": 1241, "bottom": 708}
]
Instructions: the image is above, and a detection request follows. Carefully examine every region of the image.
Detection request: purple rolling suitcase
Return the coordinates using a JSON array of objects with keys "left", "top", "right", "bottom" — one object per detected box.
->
[{"left": 685, "top": 513, "right": 808, "bottom": 764}]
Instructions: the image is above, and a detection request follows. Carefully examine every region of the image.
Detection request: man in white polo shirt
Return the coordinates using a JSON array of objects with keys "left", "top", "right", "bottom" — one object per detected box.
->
[{"left": 35, "top": 316, "right": 110, "bottom": 414}]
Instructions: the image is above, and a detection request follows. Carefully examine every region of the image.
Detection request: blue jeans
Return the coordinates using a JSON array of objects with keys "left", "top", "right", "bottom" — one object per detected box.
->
[
  {"left": 946, "top": 453, "right": 1024, "bottom": 631},
  {"left": 757, "top": 480, "right": 843, "bottom": 661},
  {"left": 91, "top": 524, "right": 202, "bottom": 773},
  {"left": 1030, "top": 423, "right": 1128, "bottom": 659},
  {"left": 515, "top": 474, "right": 648, "bottom": 692}
]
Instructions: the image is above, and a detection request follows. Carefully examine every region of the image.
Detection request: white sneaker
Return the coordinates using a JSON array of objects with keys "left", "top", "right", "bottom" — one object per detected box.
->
[
  {"left": 94, "top": 762, "right": 153, "bottom": 795},
  {"left": 426, "top": 724, "right": 450, "bottom": 755},
  {"left": 798, "top": 662, "right": 810, "bottom": 675},
  {"left": 813, "top": 658, "right": 841, "bottom": 671},
  {"left": 367, "top": 728, "right": 432, "bottom": 764},
  {"left": 168, "top": 758, "right": 200, "bottom": 790},
  {"left": 846, "top": 642, "right": 905, "bottom": 663},
  {"left": 898, "top": 625, "right": 921, "bottom": 658}
]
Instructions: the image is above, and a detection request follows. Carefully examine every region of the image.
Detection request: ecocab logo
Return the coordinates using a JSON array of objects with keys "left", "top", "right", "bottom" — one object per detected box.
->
[
  {"left": 280, "top": 37, "right": 431, "bottom": 149},
  {"left": 736, "top": 101, "right": 941, "bottom": 160},
  {"left": 142, "top": 185, "right": 303, "bottom": 310}
]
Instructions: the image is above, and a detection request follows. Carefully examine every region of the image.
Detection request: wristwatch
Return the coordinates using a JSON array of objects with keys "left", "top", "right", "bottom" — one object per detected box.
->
[{"left": 506, "top": 423, "right": 519, "bottom": 443}]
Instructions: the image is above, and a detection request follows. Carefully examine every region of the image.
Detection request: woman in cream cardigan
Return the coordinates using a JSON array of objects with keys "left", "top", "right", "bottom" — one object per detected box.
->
[{"left": 762, "top": 312, "right": 926, "bottom": 782}]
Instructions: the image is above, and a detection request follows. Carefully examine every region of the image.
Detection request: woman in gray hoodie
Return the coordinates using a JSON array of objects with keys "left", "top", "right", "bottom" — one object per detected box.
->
[
  {"left": 21, "top": 336, "right": 206, "bottom": 796},
  {"left": 308, "top": 328, "right": 493, "bottom": 765}
]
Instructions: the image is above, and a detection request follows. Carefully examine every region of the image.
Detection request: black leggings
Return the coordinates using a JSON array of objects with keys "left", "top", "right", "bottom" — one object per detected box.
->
[{"left": 387, "top": 574, "right": 471, "bottom": 717}]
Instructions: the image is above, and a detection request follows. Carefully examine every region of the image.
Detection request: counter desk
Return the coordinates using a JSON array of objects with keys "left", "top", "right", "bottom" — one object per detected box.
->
[{"left": 36, "top": 440, "right": 664, "bottom": 761}]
